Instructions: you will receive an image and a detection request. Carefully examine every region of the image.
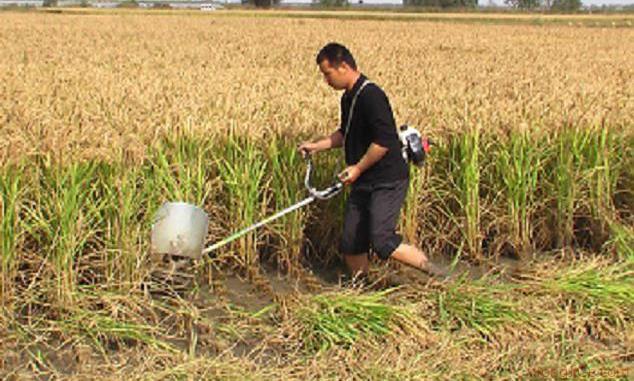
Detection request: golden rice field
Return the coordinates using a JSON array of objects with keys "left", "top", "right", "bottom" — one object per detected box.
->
[{"left": 1, "top": 8, "right": 633, "bottom": 380}]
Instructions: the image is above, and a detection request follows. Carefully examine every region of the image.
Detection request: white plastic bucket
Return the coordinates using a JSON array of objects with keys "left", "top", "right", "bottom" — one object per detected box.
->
[{"left": 150, "top": 202, "right": 209, "bottom": 259}]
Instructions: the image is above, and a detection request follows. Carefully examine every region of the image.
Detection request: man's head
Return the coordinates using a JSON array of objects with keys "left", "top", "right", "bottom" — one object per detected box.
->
[{"left": 316, "top": 43, "right": 359, "bottom": 91}]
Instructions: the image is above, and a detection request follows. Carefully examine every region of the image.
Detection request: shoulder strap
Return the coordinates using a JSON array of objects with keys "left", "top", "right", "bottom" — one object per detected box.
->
[{"left": 343, "top": 79, "right": 372, "bottom": 140}]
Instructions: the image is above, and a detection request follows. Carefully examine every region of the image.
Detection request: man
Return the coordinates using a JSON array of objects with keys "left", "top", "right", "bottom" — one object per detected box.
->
[{"left": 299, "top": 42, "right": 445, "bottom": 280}]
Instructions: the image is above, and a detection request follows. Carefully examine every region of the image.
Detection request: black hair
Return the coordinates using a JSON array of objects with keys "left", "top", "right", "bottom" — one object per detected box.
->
[{"left": 316, "top": 43, "right": 357, "bottom": 71}]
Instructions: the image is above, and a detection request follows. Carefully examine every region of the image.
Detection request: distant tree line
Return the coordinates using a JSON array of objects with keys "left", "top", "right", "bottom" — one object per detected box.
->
[
  {"left": 315, "top": 0, "right": 587, "bottom": 10},
  {"left": 314, "top": 0, "right": 581, "bottom": 10},
  {"left": 403, "top": 0, "right": 478, "bottom": 7},
  {"left": 316, "top": 0, "right": 479, "bottom": 6},
  {"left": 505, "top": 0, "right": 581, "bottom": 11},
  {"left": 38, "top": 0, "right": 586, "bottom": 11},
  {"left": 246, "top": 0, "right": 280, "bottom": 6},
  {"left": 318, "top": 0, "right": 349, "bottom": 6}
]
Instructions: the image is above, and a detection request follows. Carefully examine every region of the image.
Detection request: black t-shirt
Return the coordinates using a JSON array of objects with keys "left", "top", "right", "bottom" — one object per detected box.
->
[{"left": 339, "top": 74, "right": 408, "bottom": 186}]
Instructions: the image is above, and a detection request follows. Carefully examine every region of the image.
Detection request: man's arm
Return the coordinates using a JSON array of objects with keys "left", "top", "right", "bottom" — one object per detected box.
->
[
  {"left": 299, "top": 130, "right": 344, "bottom": 155},
  {"left": 356, "top": 143, "right": 388, "bottom": 173},
  {"left": 339, "top": 143, "right": 388, "bottom": 185}
]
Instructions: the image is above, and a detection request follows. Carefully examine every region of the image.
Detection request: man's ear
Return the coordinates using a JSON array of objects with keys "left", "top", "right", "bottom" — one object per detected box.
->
[{"left": 337, "top": 62, "right": 351, "bottom": 73}]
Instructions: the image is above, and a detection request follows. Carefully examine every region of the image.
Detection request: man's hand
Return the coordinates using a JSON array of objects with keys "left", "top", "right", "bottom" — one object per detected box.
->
[
  {"left": 298, "top": 131, "right": 344, "bottom": 157},
  {"left": 337, "top": 144, "right": 387, "bottom": 185},
  {"left": 338, "top": 165, "right": 362, "bottom": 185},
  {"left": 298, "top": 141, "right": 320, "bottom": 157}
]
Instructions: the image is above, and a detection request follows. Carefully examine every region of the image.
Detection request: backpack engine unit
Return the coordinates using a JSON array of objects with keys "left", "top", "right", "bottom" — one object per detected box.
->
[{"left": 398, "top": 125, "right": 431, "bottom": 167}]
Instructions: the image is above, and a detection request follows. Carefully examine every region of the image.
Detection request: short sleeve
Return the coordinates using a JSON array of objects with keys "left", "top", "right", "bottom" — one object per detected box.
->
[{"left": 361, "top": 86, "right": 397, "bottom": 148}]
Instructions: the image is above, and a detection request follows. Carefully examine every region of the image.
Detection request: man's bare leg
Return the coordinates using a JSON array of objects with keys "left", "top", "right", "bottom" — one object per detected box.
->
[
  {"left": 390, "top": 243, "right": 446, "bottom": 277},
  {"left": 344, "top": 254, "right": 369, "bottom": 279}
]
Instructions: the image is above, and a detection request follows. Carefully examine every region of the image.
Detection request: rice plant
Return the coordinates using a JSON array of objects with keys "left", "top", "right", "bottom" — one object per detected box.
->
[
  {"left": 266, "top": 135, "right": 307, "bottom": 275},
  {"left": 541, "top": 259, "right": 633, "bottom": 327},
  {"left": 400, "top": 165, "right": 427, "bottom": 245},
  {"left": 146, "top": 133, "right": 215, "bottom": 207},
  {"left": 53, "top": 287, "right": 177, "bottom": 354},
  {"left": 97, "top": 162, "right": 145, "bottom": 288},
  {"left": 435, "top": 275, "right": 531, "bottom": 337},
  {"left": 420, "top": 145, "right": 459, "bottom": 258},
  {"left": 294, "top": 288, "right": 414, "bottom": 352},
  {"left": 493, "top": 129, "right": 542, "bottom": 258},
  {"left": 582, "top": 126, "right": 621, "bottom": 243},
  {"left": 604, "top": 222, "right": 634, "bottom": 262},
  {"left": 215, "top": 131, "right": 268, "bottom": 276},
  {"left": 549, "top": 128, "right": 590, "bottom": 249},
  {"left": 447, "top": 128, "right": 482, "bottom": 262},
  {"left": 55, "top": 308, "right": 177, "bottom": 354},
  {"left": 0, "top": 163, "right": 25, "bottom": 305},
  {"left": 303, "top": 150, "right": 348, "bottom": 265},
  {"left": 24, "top": 160, "right": 105, "bottom": 307}
]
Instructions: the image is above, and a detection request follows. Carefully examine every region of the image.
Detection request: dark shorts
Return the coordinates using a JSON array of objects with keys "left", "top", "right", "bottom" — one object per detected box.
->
[{"left": 339, "top": 179, "right": 409, "bottom": 260}]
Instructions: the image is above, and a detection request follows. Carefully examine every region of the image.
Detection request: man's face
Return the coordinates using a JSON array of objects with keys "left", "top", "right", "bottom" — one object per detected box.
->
[{"left": 318, "top": 59, "right": 349, "bottom": 91}]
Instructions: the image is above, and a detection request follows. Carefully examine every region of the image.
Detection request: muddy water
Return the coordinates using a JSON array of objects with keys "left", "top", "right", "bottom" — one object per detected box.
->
[
  {"left": 192, "top": 253, "right": 526, "bottom": 312},
  {"left": 167, "top": 253, "right": 525, "bottom": 357}
]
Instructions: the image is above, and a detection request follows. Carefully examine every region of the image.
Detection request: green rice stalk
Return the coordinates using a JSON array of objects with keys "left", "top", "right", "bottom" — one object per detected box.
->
[
  {"left": 401, "top": 164, "right": 427, "bottom": 245},
  {"left": 24, "top": 161, "right": 105, "bottom": 307},
  {"left": 494, "top": 129, "right": 541, "bottom": 258},
  {"left": 51, "top": 286, "right": 180, "bottom": 355},
  {"left": 0, "top": 163, "right": 26, "bottom": 306},
  {"left": 418, "top": 144, "right": 458, "bottom": 258},
  {"left": 604, "top": 222, "right": 634, "bottom": 262},
  {"left": 267, "top": 136, "right": 307, "bottom": 275},
  {"left": 147, "top": 133, "right": 214, "bottom": 206},
  {"left": 542, "top": 259, "right": 633, "bottom": 326},
  {"left": 435, "top": 276, "right": 530, "bottom": 337},
  {"left": 447, "top": 127, "right": 482, "bottom": 262},
  {"left": 97, "top": 162, "right": 145, "bottom": 288},
  {"left": 296, "top": 288, "right": 413, "bottom": 352},
  {"left": 550, "top": 128, "right": 590, "bottom": 249},
  {"left": 583, "top": 126, "right": 621, "bottom": 241},
  {"left": 303, "top": 151, "right": 347, "bottom": 265},
  {"left": 54, "top": 307, "right": 177, "bottom": 354},
  {"left": 216, "top": 132, "right": 268, "bottom": 276}
]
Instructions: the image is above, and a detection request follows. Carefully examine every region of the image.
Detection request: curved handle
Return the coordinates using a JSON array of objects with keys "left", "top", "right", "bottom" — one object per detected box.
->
[{"left": 304, "top": 155, "right": 344, "bottom": 200}]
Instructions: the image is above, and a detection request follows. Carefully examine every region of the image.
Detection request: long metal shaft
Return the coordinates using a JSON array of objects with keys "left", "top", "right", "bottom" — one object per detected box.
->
[{"left": 202, "top": 196, "right": 315, "bottom": 254}]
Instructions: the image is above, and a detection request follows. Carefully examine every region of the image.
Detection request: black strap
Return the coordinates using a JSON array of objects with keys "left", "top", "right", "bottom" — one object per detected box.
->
[{"left": 343, "top": 79, "right": 371, "bottom": 141}]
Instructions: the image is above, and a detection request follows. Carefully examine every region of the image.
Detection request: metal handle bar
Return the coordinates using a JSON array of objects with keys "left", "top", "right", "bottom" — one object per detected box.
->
[
  {"left": 200, "top": 154, "right": 343, "bottom": 254},
  {"left": 303, "top": 155, "right": 344, "bottom": 200}
]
